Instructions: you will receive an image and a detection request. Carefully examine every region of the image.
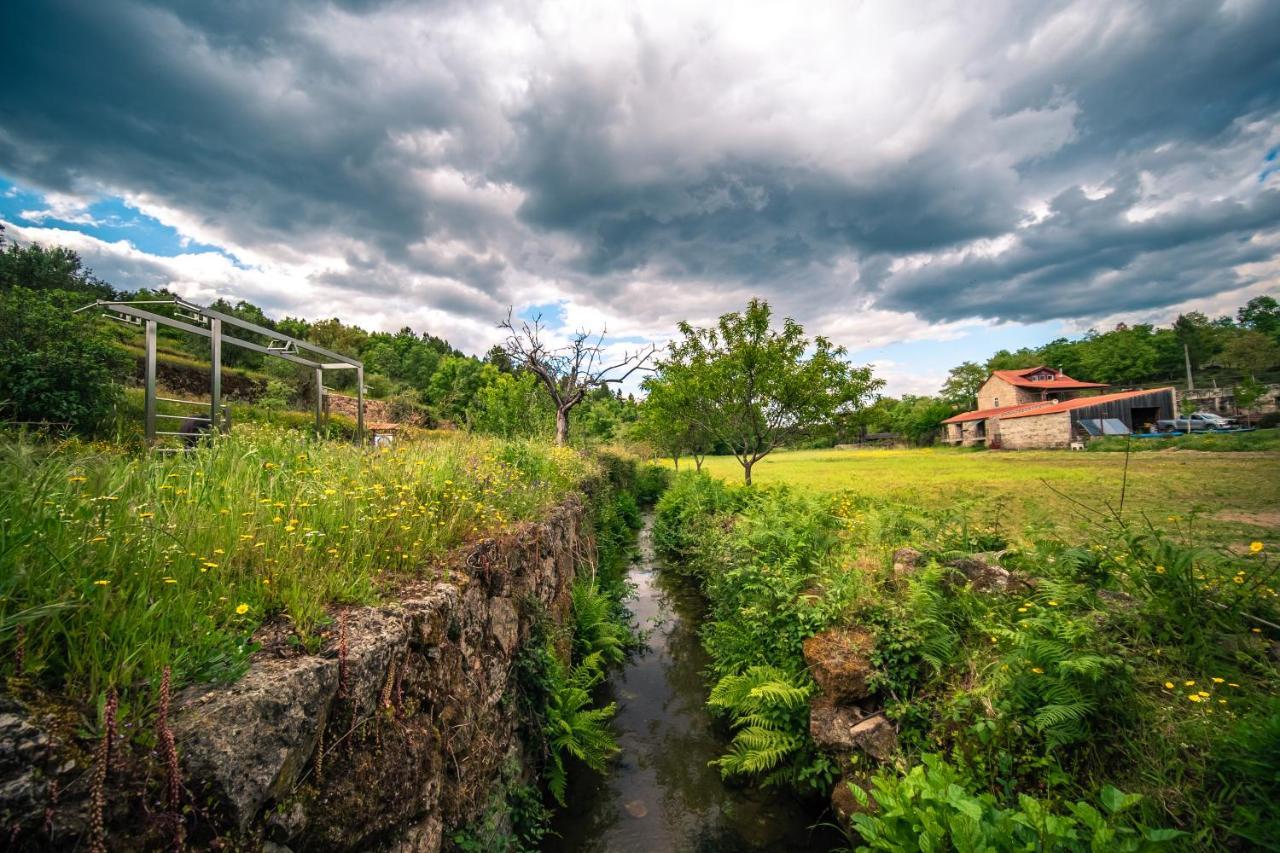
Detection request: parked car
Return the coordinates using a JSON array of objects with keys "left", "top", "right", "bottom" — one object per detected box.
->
[{"left": 1156, "top": 411, "right": 1238, "bottom": 431}]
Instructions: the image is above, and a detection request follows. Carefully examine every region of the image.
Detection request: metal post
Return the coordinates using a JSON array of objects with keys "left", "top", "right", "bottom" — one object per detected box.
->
[
  {"left": 209, "top": 318, "right": 222, "bottom": 433},
  {"left": 144, "top": 320, "right": 157, "bottom": 444},
  {"left": 355, "top": 366, "right": 365, "bottom": 445},
  {"left": 314, "top": 367, "right": 325, "bottom": 435}
]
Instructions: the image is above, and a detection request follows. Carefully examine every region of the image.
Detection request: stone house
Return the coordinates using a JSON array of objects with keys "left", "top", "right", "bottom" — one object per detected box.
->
[{"left": 943, "top": 366, "right": 1176, "bottom": 449}]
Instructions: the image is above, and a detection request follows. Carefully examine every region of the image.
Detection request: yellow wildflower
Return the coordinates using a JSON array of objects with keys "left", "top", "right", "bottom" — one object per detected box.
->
[
  {"left": 1184, "top": 680, "right": 1196, "bottom": 687},
  {"left": 1188, "top": 694, "right": 1202, "bottom": 702},
  {"left": 1031, "top": 667, "right": 1044, "bottom": 674},
  {"left": 235, "top": 603, "right": 250, "bottom": 615},
  {"left": 1163, "top": 681, "right": 1174, "bottom": 690},
  {"left": 94, "top": 579, "right": 110, "bottom": 586},
  {"left": 1249, "top": 541, "right": 1264, "bottom": 553}
]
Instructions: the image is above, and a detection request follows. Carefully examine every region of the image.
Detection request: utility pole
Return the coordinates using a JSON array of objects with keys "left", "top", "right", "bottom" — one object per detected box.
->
[{"left": 1183, "top": 343, "right": 1194, "bottom": 391}]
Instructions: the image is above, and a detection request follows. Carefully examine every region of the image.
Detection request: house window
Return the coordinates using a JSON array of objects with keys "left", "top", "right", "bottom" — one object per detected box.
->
[{"left": 993, "top": 397, "right": 999, "bottom": 407}]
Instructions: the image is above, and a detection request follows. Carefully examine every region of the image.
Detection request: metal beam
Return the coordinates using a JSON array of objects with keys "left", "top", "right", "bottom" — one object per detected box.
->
[
  {"left": 198, "top": 305, "right": 362, "bottom": 367},
  {"left": 144, "top": 320, "right": 157, "bottom": 444},
  {"left": 100, "top": 303, "right": 323, "bottom": 368},
  {"left": 81, "top": 297, "right": 366, "bottom": 445},
  {"left": 356, "top": 366, "right": 365, "bottom": 444},
  {"left": 210, "top": 317, "right": 222, "bottom": 433},
  {"left": 314, "top": 367, "right": 325, "bottom": 435}
]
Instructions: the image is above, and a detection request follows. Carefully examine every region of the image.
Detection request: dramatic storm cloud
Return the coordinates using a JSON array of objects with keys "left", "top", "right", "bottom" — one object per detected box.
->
[{"left": 2, "top": 0, "right": 1278, "bottom": 387}]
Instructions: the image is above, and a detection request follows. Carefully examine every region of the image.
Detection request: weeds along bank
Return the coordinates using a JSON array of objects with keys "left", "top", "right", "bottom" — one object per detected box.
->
[
  {"left": 653, "top": 472, "right": 1279, "bottom": 851},
  {"left": 0, "top": 427, "right": 668, "bottom": 850}
]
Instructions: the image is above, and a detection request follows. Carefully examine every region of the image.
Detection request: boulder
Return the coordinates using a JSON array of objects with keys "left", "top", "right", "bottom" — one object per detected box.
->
[
  {"left": 802, "top": 628, "right": 876, "bottom": 703},
  {"left": 945, "top": 554, "right": 1013, "bottom": 592},
  {"left": 891, "top": 547, "right": 924, "bottom": 583},
  {"left": 809, "top": 699, "right": 897, "bottom": 761},
  {"left": 810, "top": 698, "right": 865, "bottom": 751},
  {"left": 848, "top": 715, "right": 898, "bottom": 761}
]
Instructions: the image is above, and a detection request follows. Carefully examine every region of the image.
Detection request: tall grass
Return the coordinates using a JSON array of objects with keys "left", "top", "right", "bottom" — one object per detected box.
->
[{"left": 0, "top": 426, "right": 593, "bottom": 716}]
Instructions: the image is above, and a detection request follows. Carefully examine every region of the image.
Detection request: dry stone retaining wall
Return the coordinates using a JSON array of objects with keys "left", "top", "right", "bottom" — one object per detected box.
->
[{"left": 2, "top": 496, "right": 593, "bottom": 852}]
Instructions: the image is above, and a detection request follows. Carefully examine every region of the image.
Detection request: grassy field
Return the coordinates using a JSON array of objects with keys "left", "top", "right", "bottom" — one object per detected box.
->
[
  {"left": 683, "top": 445, "right": 1280, "bottom": 546},
  {"left": 0, "top": 428, "right": 593, "bottom": 715}
]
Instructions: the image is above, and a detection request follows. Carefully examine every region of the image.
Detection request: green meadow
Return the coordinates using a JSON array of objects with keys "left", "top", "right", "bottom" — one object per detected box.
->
[{"left": 683, "top": 444, "right": 1280, "bottom": 546}]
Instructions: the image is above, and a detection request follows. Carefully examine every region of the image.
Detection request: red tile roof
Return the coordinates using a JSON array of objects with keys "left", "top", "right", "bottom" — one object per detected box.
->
[
  {"left": 992, "top": 366, "right": 1109, "bottom": 391},
  {"left": 942, "top": 401, "right": 1048, "bottom": 424},
  {"left": 943, "top": 387, "right": 1174, "bottom": 424}
]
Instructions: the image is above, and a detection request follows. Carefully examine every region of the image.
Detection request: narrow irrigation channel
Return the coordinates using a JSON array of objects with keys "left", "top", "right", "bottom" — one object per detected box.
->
[{"left": 548, "top": 514, "right": 841, "bottom": 852}]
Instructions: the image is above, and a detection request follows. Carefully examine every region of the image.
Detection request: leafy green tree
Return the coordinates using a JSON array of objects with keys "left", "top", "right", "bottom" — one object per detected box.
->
[
  {"left": 636, "top": 373, "right": 714, "bottom": 469},
  {"left": 1234, "top": 376, "right": 1266, "bottom": 417},
  {"left": 1076, "top": 325, "right": 1160, "bottom": 384},
  {"left": 428, "top": 356, "right": 496, "bottom": 424},
  {"left": 1219, "top": 330, "right": 1280, "bottom": 379},
  {"left": 466, "top": 370, "right": 553, "bottom": 438},
  {"left": 986, "top": 347, "right": 1041, "bottom": 371},
  {"left": 940, "top": 362, "right": 986, "bottom": 409},
  {"left": 661, "top": 299, "right": 882, "bottom": 484},
  {"left": 363, "top": 327, "right": 444, "bottom": 391},
  {"left": 0, "top": 288, "right": 129, "bottom": 432},
  {"left": 0, "top": 227, "right": 115, "bottom": 299},
  {"left": 889, "top": 395, "right": 955, "bottom": 445},
  {"left": 574, "top": 386, "right": 639, "bottom": 444},
  {"left": 1237, "top": 295, "right": 1280, "bottom": 341},
  {"left": 1172, "top": 311, "right": 1224, "bottom": 374},
  {"left": 1037, "top": 337, "right": 1086, "bottom": 378}
]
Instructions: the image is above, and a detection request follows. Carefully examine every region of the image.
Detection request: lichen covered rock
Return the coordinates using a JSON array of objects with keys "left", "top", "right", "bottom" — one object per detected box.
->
[{"left": 802, "top": 628, "right": 877, "bottom": 703}]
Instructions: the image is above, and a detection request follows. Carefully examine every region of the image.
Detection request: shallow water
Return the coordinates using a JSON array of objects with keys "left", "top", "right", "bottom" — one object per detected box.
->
[{"left": 547, "top": 515, "right": 841, "bottom": 853}]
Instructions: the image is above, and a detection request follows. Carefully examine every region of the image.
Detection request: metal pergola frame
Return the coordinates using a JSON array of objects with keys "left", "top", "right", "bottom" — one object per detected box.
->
[{"left": 76, "top": 297, "right": 365, "bottom": 444}]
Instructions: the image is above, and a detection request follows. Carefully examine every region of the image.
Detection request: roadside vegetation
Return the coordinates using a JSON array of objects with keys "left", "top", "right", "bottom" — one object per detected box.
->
[
  {"left": 1085, "top": 427, "right": 1280, "bottom": 453},
  {"left": 655, "top": 470, "right": 1278, "bottom": 850}
]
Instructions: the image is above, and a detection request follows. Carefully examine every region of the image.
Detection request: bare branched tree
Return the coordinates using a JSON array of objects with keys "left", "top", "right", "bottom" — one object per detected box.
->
[{"left": 500, "top": 309, "right": 655, "bottom": 445}]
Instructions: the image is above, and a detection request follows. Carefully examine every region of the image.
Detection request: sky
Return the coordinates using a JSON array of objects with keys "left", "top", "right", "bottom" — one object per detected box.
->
[{"left": 2, "top": 0, "right": 1279, "bottom": 396}]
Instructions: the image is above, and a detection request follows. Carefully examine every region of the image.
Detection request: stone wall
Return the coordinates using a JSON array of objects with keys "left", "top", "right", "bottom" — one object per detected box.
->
[
  {"left": 326, "top": 391, "right": 396, "bottom": 425},
  {"left": 993, "top": 411, "right": 1071, "bottom": 449},
  {"left": 976, "top": 375, "right": 1037, "bottom": 411},
  {"left": 2, "top": 497, "right": 594, "bottom": 852}
]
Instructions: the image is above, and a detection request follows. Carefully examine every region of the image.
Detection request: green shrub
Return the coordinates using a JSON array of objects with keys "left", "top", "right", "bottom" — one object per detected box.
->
[
  {"left": 0, "top": 287, "right": 129, "bottom": 433},
  {"left": 652, "top": 471, "right": 739, "bottom": 564},
  {"left": 633, "top": 463, "right": 671, "bottom": 506},
  {"left": 849, "top": 753, "right": 1183, "bottom": 852}
]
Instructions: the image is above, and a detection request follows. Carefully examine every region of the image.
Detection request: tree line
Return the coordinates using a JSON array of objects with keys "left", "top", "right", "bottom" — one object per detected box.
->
[
  {"left": 0, "top": 227, "right": 639, "bottom": 442},
  {"left": 6, "top": 226, "right": 1276, "bottom": 455}
]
